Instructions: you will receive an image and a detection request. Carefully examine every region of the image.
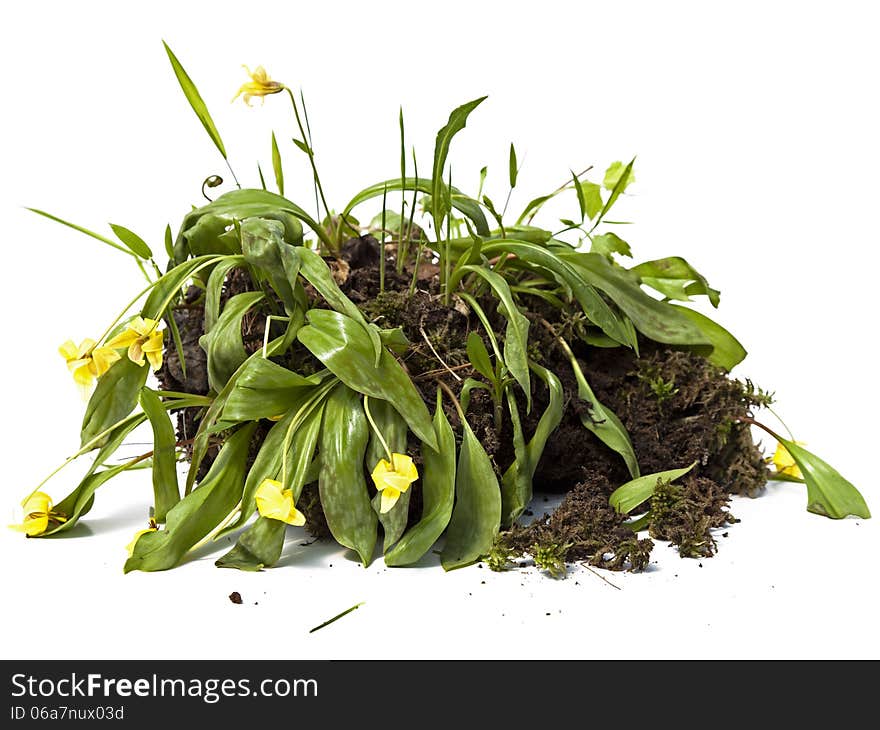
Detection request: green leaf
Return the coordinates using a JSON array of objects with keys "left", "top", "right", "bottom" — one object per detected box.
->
[
  {"left": 454, "top": 265, "right": 530, "bottom": 409},
  {"left": 559, "top": 251, "right": 710, "bottom": 346},
  {"left": 385, "top": 390, "right": 457, "bottom": 567},
  {"left": 297, "top": 246, "right": 382, "bottom": 364},
  {"left": 319, "top": 385, "right": 378, "bottom": 566},
  {"left": 631, "top": 256, "right": 720, "bottom": 307},
  {"left": 221, "top": 357, "right": 324, "bottom": 423},
  {"left": 164, "top": 224, "right": 174, "bottom": 259},
  {"left": 509, "top": 143, "right": 518, "bottom": 188},
  {"left": 609, "top": 462, "right": 696, "bottom": 515},
  {"left": 298, "top": 309, "right": 438, "bottom": 450},
  {"left": 432, "top": 97, "right": 487, "bottom": 226},
  {"left": 500, "top": 362, "right": 564, "bottom": 526},
  {"left": 580, "top": 181, "right": 604, "bottom": 221},
  {"left": 271, "top": 131, "right": 284, "bottom": 196},
  {"left": 671, "top": 305, "right": 747, "bottom": 371},
  {"left": 162, "top": 41, "right": 227, "bottom": 160},
  {"left": 591, "top": 232, "right": 632, "bottom": 259},
  {"left": 365, "top": 399, "right": 410, "bottom": 551},
  {"left": 80, "top": 358, "right": 149, "bottom": 449},
  {"left": 108, "top": 223, "right": 153, "bottom": 259},
  {"left": 204, "top": 255, "right": 247, "bottom": 334},
  {"left": 26, "top": 208, "right": 136, "bottom": 258},
  {"left": 199, "top": 291, "right": 264, "bottom": 392},
  {"left": 779, "top": 440, "right": 870, "bottom": 519},
  {"left": 594, "top": 158, "right": 635, "bottom": 227},
  {"left": 567, "top": 353, "right": 640, "bottom": 479},
  {"left": 480, "top": 240, "right": 636, "bottom": 348},
  {"left": 441, "top": 412, "right": 502, "bottom": 571},
  {"left": 240, "top": 218, "right": 300, "bottom": 313},
  {"left": 125, "top": 423, "right": 257, "bottom": 573},
  {"left": 573, "top": 170, "right": 587, "bottom": 221},
  {"left": 603, "top": 160, "right": 636, "bottom": 193},
  {"left": 466, "top": 331, "right": 494, "bottom": 381},
  {"left": 142, "top": 255, "right": 223, "bottom": 321},
  {"left": 138, "top": 387, "right": 180, "bottom": 522},
  {"left": 215, "top": 516, "right": 286, "bottom": 571}
]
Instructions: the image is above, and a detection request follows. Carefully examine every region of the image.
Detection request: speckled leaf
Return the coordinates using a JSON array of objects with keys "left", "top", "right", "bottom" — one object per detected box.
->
[{"left": 215, "top": 516, "right": 286, "bottom": 571}]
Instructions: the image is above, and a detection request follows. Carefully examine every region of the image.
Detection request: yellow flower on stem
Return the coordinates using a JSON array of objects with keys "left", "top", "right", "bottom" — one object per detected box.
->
[
  {"left": 59, "top": 338, "right": 121, "bottom": 388},
  {"left": 371, "top": 453, "right": 419, "bottom": 514},
  {"left": 106, "top": 317, "right": 164, "bottom": 370},
  {"left": 126, "top": 519, "right": 158, "bottom": 556},
  {"left": 772, "top": 441, "right": 804, "bottom": 479},
  {"left": 255, "top": 479, "right": 306, "bottom": 526},
  {"left": 8, "top": 492, "right": 67, "bottom": 537},
  {"left": 232, "top": 65, "right": 284, "bottom": 106}
]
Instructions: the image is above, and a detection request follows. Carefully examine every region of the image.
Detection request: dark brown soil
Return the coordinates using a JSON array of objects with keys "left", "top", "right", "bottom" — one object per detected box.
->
[{"left": 160, "top": 236, "right": 770, "bottom": 573}]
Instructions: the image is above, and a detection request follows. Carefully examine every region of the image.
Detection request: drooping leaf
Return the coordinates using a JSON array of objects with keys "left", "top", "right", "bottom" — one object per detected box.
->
[
  {"left": 215, "top": 516, "right": 286, "bottom": 571},
  {"left": 138, "top": 387, "right": 180, "bottom": 522},
  {"left": 142, "top": 254, "right": 223, "bottom": 321},
  {"left": 109, "top": 223, "right": 153, "bottom": 259},
  {"left": 441, "top": 411, "right": 502, "bottom": 571},
  {"left": 125, "top": 423, "right": 257, "bottom": 573},
  {"left": 80, "top": 358, "right": 149, "bottom": 449},
  {"left": 319, "top": 385, "right": 377, "bottom": 566},
  {"left": 297, "top": 309, "right": 437, "bottom": 450},
  {"left": 573, "top": 170, "right": 587, "bottom": 221},
  {"left": 221, "top": 357, "right": 324, "bottom": 423},
  {"left": 671, "top": 305, "right": 747, "bottom": 371},
  {"left": 203, "top": 255, "right": 246, "bottom": 335},
  {"left": 271, "top": 131, "right": 284, "bottom": 196},
  {"left": 162, "top": 41, "right": 227, "bottom": 160},
  {"left": 778, "top": 440, "right": 870, "bottom": 519},
  {"left": 240, "top": 217, "right": 300, "bottom": 313},
  {"left": 609, "top": 462, "right": 697, "bottom": 515},
  {"left": 385, "top": 390, "right": 457, "bottom": 567},
  {"left": 632, "top": 256, "right": 720, "bottom": 307}
]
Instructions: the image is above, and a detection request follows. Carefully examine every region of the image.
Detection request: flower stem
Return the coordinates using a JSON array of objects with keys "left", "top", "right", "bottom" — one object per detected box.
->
[{"left": 363, "top": 395, "right": 392, "bottom": 461}]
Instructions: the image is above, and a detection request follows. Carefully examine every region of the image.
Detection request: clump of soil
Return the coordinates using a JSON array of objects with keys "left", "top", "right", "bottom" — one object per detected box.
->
[{"left": 159, "top": 236, "right": 770, "bottom": 572}]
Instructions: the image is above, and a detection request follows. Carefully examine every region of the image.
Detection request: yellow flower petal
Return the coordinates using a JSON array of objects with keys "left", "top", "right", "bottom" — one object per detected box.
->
[
  {"left": 772, "top": 442, "right": 804, "bottom": 479},
  {"left": 126, "top": 526, "right": 158, "bottom": 556},
  {"left": 105, "top": 329, "right": 139, "bottom": 349},
  {"left": 90, "top": 346, "right": 121, "bottom": 377},
  {"left": 128, "top": 340, "right": 145, "bottom": 366},
  {"left": 232, "top": 64, "right": 283, "bottom": 104},
  {"left": 391, "top": 453, "right": 419, "bottom": 482},
  {"left": 379, "top": 487, "right": 401, "bottom": 514},
  {"left": 9, "top": 513, "right": 49, "bottom": 536},
  {"left": 286, "top": 506, "right": 307, "bottom": 527},
  {"left": 72, "top": 362, "right": 95, "bottom": 387},
  {"left": 255, "top": 479, "right": 306, "bottom": 526},
  {"left": 77, "top": 338, "right": 97, "bottom": 357},
  {"left": 59, "top": 340, "right": 79, "bottom": 360},
  {"left": 23, "top": 492, "right": 52, "bottom": 514}
]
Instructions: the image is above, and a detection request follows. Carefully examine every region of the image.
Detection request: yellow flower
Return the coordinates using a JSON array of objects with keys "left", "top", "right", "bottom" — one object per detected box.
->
[
  {"left": 255, "top": 479, "right": 306, "bottom": 526},
  {"left": 59, "top": 338, "right": 121, "bottom": 388},
  {"left": 772, "top": 441, "right": 804, "bottom": 479},
  {"left": 126, "top": 520, "right": 158, "bottom": 556},
  {"left": 9, "top": 492, "right": 67, "bottom": 537},
  {"left": 370, "top": 453, "right": 419, "bottom": 514},
  {"left": 232, "top": 65, "right": 284, "bottom": 106},
  {"left": 106, "top": 316, "right": 164, "bottom": 370}
]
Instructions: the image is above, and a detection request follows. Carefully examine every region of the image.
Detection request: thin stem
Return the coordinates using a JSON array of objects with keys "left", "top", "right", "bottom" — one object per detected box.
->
[
  {"left": 419, "top": 325, "right": 462, "bottom": 382},
  {"left": 224, "top": 158, "right": 241, "bottom": 190},
  {"left": 437, "top": 379, "right": 467, "bottom": 422},
  {"left": 380, "top": 184, "right": 387, "bottom": 293},
  {"left": 285, "top": 88, "right": 330, "bottom": 222},
  {"left": 363, "top": 395, "right": 392, "bottom": 461},
  {"left": 735, "top": 416, "right": 786, "bottom": 444},
  {"left": 766, "top": 405, "right": 797, "bottom": 441}
]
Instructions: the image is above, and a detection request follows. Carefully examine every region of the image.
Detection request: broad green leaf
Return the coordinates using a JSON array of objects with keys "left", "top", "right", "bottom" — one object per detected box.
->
[
  {"left": 204, "top": 255, "right": 246, "bottom": 334},
  {"left": 240, "top": 218, "right": 300, "bottom": 313},
  {"left": 479, "top": 240, "right": 636, "bottom": 348},
  {"left": 365, "top": 399, "right": 411, "bottom": 551},
  {"left": 500, "top": 362, "right": 564, "bottom": 526},
  {"left": 271, "top": 131, "right": 284, "bottom": 196},
  {"left": 466, "top": 331, "right": 494, "bottom": 381},
  {"left": 671, "top": 305, "right": 747, "bottom": 371},
  {"left": 125, "top": 423, "right": 257, "bottom": 573},
  {"left": 163, "top": 41, "right": 227, "bottom": 159},
  {"left": 297, "top": 246, "right": 382, "bottom": 364},
  {"left": 609, "top": 462, "right": 697, "bottom": 515},
  {"left": 559, "top": 251, "right": 710, "bottom": 346},
  {"left": 453, "top": 265, "right": 530, "bottom": 409},
  {"left": 139, "top": 387, "right": 180, "bottom": 522},
  {"left": 298, "top": 309, "right": 438, "bottom": 450},
  {"left": 319, "top": 385, "right": 377, "bottom": 566},
  {"left": 441, "top": 412, "right": 502, "bottom": 571},
  {"left": 109, "top": 223, "right": 153, "bottom": 259},
  {"left": 580, "top": 181, "right": 603, "bottom": 220},
  {"left": 591, "top": 232, "right": 632, "bottom": 259},
  {"left": 215, "top": 516, "right": 286, "bottom": 571},
  {"left": 632, "top": 256, "right": 720, "bottom": 307},
  {"left": 431, "top": 97, "right": 487, "bottom": 226},
  {"left": 509, "top": 143, "right": 518, "bottom": 188},
  {"left": 385, "top": 390, "right": 457, "bottom": 567},
  {"left": 26, "top": 208, "right": 135, "bottom": 257},
  {"left": 80, "top": 358, "right": 148, "bottom": 449},
  {"left": 603, "top": 160, "right": 636, "bottom": 193},
  {"left": 343, "top": 176, "right": 490, "bottom": 237},
  {"left": 221, "top": 357, "right": 324, "bottom": 423},
  {"left": 199, "top": 291, "right": 264, "bottom": 392},
  {"left": 780, "top": 440, "right": 870, "bottom": 519}
]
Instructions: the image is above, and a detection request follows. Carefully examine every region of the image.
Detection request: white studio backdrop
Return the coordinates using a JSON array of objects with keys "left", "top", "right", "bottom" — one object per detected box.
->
[{"left": 0, "top": 0, "right": 877, "bottom": 659}]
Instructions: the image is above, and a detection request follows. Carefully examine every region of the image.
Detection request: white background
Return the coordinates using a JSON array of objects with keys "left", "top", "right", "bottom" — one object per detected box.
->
[{"left": 1, "top": 1, "right": 877, "bottom": 659}]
